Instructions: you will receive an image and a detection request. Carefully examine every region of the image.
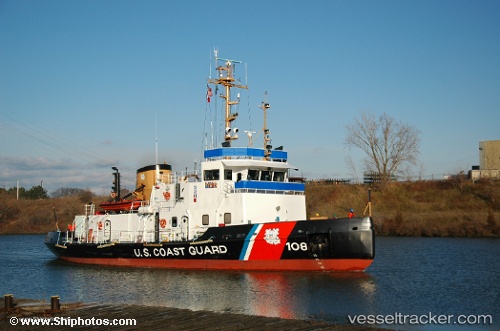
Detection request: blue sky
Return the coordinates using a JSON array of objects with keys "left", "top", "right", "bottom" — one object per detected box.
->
[{"left": 1, "top": 0, "right": 499, "bottom": 194}]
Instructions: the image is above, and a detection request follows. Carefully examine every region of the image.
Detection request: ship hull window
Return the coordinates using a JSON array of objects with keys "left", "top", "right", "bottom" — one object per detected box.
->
[
  {"left": 202, "top": 214, "right": 209, "bottom": 225},
  {"left": 172, "top": 217, "right": 178, "bottom": 227},
  {"left": 224, "top": 213, "right": 231, "bottom": 224}
]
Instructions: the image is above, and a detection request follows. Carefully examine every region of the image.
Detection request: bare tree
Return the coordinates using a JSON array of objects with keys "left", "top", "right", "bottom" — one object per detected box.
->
[{"left": 345, "top": 112, "right": 420, "bottom": 185}]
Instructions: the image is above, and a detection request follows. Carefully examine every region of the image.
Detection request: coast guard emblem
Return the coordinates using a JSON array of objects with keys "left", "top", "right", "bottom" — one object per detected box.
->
[{"left": 264, "top": 228, "right": 280, "bottom": 245}]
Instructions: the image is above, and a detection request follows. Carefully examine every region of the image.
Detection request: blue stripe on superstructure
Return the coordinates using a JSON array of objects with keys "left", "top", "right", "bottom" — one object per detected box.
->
[
  {"left": 239, "top": 224, "right": 261, "bottom": 260},
  {"left": 234, "top": 180, "right": 305, "bottom": 192},
  {"left": 204, "top": 147, "right": 287, "bottom": 161}
]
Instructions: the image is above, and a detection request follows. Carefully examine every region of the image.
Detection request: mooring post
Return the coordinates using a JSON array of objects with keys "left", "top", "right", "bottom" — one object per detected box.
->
[
  {"left": 50, "top": 295, "right": 60, "bottom": 311},
  {"left": 363, "top": 187, "right": 372, "bottom": 217},
  {"left": 4, "top": 294, "right": 13, "bottom": 310}
]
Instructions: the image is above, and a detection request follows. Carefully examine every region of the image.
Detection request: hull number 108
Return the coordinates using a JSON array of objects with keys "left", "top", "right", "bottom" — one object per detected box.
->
[{"left": 285, "top": 242, "right": 308, "bottom": 251}]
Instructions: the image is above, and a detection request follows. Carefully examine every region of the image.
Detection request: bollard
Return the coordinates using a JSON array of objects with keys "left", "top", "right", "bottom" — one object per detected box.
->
[
  {"left": 50, "top": 295, "right": 60, "bottom": 311},
  {"left": 4, "top": 294, "right": 13, "bottom": 310}
]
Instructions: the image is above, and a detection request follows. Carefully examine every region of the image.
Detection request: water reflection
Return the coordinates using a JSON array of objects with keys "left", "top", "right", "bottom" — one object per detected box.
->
[
  {"left": 244, "top": 272, "right": 377, "bottom": 322},
  {"left": 44, "top": 259, "right": 376, "bottom": 322},
  {"left": 243, "top": 272, "right": 298, "bottom": 318}
]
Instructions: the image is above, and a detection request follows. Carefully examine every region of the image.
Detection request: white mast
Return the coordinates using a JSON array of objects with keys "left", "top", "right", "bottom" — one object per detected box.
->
[
  {"left": 155, "top": 112, "right": 158, "bottom": 165},
  {"left": 155, "top": 113, "right": 160, "bottom": 184}
]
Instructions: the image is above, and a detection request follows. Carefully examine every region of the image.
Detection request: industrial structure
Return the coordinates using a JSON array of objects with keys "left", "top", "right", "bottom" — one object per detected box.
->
[{"left": 470, "top": 140, "right": 500, "bottom": 181}]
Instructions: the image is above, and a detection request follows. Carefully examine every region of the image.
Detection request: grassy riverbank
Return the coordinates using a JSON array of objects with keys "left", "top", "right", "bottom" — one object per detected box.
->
[
  {"left": 1, "top": 179, "right": 499, "bottom": 237},
  {"left": 307, "top": 179, "right": 499, "bottom": 237}
]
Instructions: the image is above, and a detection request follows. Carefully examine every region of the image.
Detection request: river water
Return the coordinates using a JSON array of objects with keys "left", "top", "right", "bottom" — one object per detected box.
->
[{"left": 0, "top": 235, "right": 498, "bottom": 330}]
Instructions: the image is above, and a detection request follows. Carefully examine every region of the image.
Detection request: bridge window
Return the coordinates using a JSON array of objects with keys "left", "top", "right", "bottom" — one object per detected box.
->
[
  {"left": 204, "top": 169, "right": 219, "bottom": 180},
  {"left": 247, "top": 169, "right": 259, "bottom": 180},
  {"left": 224, "top": 213, "right": 231, "bottom": 224},
  {"left": 273, "top": 171, "right": 285, "bottom": 182},
  {"left": 202, "top": 214, "right": 209, "bottom": 225},
  {"left": 261, "top": 170, "right": 271, "bottom": 181},
  {"left": 224, "top": 169, "right": 232, "bottom": 180}
]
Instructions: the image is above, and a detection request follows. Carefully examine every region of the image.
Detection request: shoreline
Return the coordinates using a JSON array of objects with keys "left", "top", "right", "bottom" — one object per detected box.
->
[{"left": 1, "top": 296, "right": 388, "bottom": 331}]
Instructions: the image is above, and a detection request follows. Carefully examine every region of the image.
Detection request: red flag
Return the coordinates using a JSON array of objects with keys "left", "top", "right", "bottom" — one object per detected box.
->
[{"left": 206, "top": 86, "right": 213, "bottom": 103}]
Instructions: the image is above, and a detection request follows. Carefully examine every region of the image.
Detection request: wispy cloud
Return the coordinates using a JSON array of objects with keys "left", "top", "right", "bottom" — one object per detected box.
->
[{"left": 0, "top": 156, "right": 116, "bottom": 193}]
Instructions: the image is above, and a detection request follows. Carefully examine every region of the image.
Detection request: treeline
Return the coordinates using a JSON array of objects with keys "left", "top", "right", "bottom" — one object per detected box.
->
[
  {"left": 0, "top": 185, "right": 96, "bottom": 200},
  {"left": 1, "top": 185, "right": 49, "bottom": 200},
  {"left": 0, "top": 186, "right": 98, "bottom": 234}
]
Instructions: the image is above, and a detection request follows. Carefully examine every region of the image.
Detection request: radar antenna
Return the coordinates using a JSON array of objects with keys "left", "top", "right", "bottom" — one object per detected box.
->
[{"left": 244, "top": 130, "right": 256, "bottom": 147}]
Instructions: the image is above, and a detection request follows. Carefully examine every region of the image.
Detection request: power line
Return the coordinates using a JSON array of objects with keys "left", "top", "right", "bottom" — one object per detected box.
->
[
  {"left": 426, "top": 155, "right": 477, "bottom": 166},
  {"left": 0, "top": 104, "right": 112, "bottom": 164}
]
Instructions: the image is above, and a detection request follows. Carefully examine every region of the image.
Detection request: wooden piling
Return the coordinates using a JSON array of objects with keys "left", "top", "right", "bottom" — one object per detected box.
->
[
  {"left": 4, "top": 294, "right": 13, "bottom": 311},
  {"left": 50, "top": 295, "right": 61, "bottom": 312}
]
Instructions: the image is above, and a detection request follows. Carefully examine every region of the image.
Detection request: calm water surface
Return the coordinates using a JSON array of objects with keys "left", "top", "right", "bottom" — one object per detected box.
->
[{"left": 0, "top": 235, "right": 498, "bottom": 330}]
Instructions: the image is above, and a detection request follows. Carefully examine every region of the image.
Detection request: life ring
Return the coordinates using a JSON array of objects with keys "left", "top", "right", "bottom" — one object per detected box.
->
[
  {"left": 98, "top": 221, "right": 103, "bottom": 230},
  {"left": 110, "top": 192, "right": 117, "bottom": 198},
  {"left": 160, "top": 219, "right": 167, "bottom": 228},
  {"left": 163, "top": 191, "right": 171, "bottom": 201}
]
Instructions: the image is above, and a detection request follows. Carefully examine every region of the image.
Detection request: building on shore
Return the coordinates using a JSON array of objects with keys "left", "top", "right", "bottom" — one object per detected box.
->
[{"left": 470, "top": 140, "right": 500, "bottom": 181}]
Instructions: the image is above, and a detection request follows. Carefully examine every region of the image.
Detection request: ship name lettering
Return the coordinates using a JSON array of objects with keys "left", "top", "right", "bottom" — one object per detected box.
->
[
  {"left": 153, "top": 247, "right": 185, "bottom": 257},
  {"left": 133, "top": 249, "right": 142, "bottom": 257},
  {"left": 188, "top": 245, "right": 227, "bottom": 256},
  {"left": 134, "top": 247, "right": 151, "bottom": 257}
]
